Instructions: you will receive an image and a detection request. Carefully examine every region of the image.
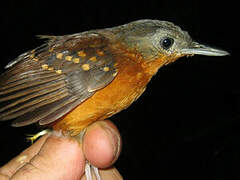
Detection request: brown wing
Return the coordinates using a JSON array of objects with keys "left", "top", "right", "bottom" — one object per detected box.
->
[{"left": 0, "top": 33, "right": 118, "bottom": 127}]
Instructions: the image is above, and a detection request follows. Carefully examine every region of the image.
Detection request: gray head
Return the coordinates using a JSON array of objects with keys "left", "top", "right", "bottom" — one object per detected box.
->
[{"left": 110, "top": 19, "right": 229, "bottom": 60}]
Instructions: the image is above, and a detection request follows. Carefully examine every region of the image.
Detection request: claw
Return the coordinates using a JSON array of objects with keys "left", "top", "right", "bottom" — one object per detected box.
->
[{"left": 26, "top": 129, "right": 50, "bottom": 144}]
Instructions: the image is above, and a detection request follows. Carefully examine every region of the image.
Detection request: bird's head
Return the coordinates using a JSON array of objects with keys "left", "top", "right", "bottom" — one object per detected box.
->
[{"left": 110, "top": 19, "right": 229, "bottom": 73}]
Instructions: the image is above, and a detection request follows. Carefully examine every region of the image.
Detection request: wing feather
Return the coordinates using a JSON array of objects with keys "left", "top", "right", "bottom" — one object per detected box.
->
[
  {"left": 0, "top": 71, "right": 58, "bottom": 90},
  {"left": 0, "top": 32, "right": 118, "bottom": 127},
  {"left": 12, "top": 95, "right": 78, "bottom": 127}
]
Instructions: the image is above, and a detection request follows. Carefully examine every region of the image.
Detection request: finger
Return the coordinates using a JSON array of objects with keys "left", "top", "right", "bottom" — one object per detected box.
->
[
  {"left": 0, "top": 134, "right": 49, "bottom": 178},
  {"left": 83, "top": 120, "right": 122, "bottom": 168},
  {"left": 81, "top": 167, "right": 123, "bottom": 180},
  {"left": 11, "top": 132, "right": 85, "bottom": 180}
]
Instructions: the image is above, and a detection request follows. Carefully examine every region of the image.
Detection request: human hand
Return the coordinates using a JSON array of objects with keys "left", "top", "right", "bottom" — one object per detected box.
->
[{"left": 0, "top": 120, "right": 122, "bottom": 180}]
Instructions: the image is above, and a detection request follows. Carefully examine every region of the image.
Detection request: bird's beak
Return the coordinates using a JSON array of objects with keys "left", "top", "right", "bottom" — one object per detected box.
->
[{"left": 180, "top": 42, "right": 230, "bottom": 56}]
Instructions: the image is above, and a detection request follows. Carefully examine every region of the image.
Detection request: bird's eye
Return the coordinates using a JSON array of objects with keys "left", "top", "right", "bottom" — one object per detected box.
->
[{"left": 160, "top": 37, "right": 174, "bottom": 50}]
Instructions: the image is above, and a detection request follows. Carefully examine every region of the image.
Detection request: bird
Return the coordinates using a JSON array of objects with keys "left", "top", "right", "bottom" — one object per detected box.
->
[{"left": 0, "top": 19, "right": 229, "bottom": 179}]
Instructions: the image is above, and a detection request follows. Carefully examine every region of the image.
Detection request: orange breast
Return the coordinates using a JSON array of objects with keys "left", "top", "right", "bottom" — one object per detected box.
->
[{"left": 53, "top": 56, "right": 150, "bottom": 136}]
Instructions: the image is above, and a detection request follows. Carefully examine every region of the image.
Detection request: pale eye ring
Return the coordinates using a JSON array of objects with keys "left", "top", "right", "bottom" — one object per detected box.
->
[{"left": 160, "top": 37, "right": 174, "bottom": 50}]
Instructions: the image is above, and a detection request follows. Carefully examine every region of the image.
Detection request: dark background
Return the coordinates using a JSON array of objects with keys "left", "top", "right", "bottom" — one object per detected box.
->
[{"left": 0, "top": 0, "right": 239, "bottom": 179}]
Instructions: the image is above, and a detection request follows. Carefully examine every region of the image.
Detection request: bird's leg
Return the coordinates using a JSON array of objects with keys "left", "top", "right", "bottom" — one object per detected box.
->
[
  {"left": 85, "top": 161, "right": 101, "bottom": 180},
  {"left": 85, "top": 162, "right": 92, "bottom": 180},
  {"left": 92, "top": 165, "right": 101, "bottom": 180},
  {"left": 74, "top": 129, "right": 102, "bottom": 180}
]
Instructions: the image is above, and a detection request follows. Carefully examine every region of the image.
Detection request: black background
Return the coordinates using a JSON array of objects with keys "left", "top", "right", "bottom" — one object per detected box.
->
[{"left": 0, "top": 0, "right": 239, "bottom": 179}]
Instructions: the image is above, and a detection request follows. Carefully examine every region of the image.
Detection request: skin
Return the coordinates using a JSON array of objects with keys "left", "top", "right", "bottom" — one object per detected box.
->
[{"left": 0, "top": 120, "right": 122, "bottom": 180}]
